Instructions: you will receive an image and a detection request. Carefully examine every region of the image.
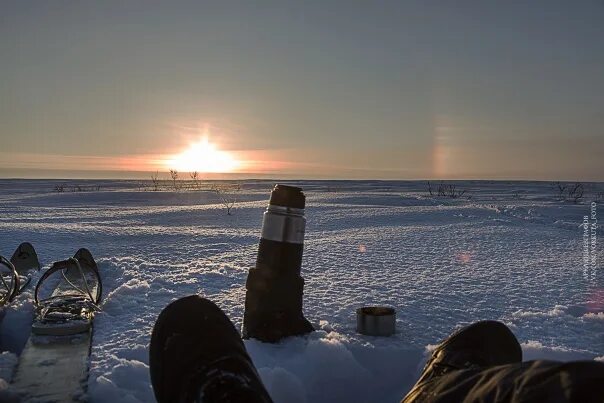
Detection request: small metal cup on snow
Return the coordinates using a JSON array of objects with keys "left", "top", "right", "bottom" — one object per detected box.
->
[{"left": 356, "top": 306, "right": 396, "bottom": 336}]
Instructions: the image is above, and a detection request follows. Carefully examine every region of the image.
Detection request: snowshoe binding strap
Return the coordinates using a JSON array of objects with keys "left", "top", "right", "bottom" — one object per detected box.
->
[
  {"left": 33, "top": 257, "right": 102, "bottom": 334},
  {"left": 73, "top": 248, "right": 102, "bottom": 302},
  {"left": 35, "top": 258, "right": 102, "bottom": 306},
  {"left": 0, "top": 256, "right": 20, "bottom": 305}
]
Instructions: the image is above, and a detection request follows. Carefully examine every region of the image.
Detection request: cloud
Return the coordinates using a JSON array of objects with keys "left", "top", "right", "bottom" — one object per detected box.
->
[{"left": 0, "top": 152, "right": 166, "bottom": 172}]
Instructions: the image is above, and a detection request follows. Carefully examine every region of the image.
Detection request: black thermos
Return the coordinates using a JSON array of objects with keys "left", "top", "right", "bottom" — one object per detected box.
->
[{"left": 242, "top": 184, "right": 314, "bottom": 342}]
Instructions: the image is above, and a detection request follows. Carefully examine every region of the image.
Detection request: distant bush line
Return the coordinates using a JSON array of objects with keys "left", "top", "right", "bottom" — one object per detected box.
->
[
  {"left": 426, "top": 181, "right": 469, "bottom": 199},
  {"left": 54, "top": 184, "right": 101, "bottom": 193}
]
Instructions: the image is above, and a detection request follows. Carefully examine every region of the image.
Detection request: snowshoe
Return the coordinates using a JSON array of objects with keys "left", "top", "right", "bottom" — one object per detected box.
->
[
  {"left": 12, "top": 249, "right": 103, "bottom": 401},
  {"left": 32, "top": 248, "right": 102, "bottom": 336},
  {"left": 9, "top": 242, "right": 41, "bottom": 301}
]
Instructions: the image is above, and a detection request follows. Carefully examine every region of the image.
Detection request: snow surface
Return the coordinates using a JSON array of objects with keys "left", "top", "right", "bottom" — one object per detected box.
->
[{"left": 0, "top": 179, "right": 602, "bottom": 402}]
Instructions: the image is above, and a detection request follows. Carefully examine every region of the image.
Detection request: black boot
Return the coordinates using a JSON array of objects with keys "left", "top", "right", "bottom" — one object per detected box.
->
[
  {"left": 149, "top": 296, "right": 273, "bottom": 403},
  {"left": 403, "top": 320, "right": 522, "bottom": 402}
]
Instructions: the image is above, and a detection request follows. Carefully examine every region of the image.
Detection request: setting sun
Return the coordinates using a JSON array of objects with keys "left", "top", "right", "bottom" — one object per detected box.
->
[{"left": 167, "top": 137, "right": 239, "bottom": 173}]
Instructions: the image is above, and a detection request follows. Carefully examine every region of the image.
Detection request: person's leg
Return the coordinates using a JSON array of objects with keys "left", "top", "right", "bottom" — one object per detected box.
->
[
  {"left": 402, "top": 320, "right": 604, "bottom": 402},
  {"left": 149, "top": 295, "right": 273, "bottom": 403},
  {"left": 410, "top": 359, "right": 604, "bottom": 402},
  {"left": 403, "top": 320, "right": 523, "bottom": 402}
]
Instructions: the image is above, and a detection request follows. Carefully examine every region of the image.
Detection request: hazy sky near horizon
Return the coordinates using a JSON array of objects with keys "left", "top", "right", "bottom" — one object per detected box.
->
[{"left": 1, "top": 1, "right": 603, "bottom": 180}]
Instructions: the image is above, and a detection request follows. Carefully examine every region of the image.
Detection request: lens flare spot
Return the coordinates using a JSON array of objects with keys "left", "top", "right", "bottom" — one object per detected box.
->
[{"left": 456, "top": 251, "right": 472, "bottom": 264}]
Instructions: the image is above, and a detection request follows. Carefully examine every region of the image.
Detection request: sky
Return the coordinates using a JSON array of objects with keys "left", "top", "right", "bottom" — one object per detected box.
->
[{"left": 1, "top": 1, "right": 603, "bottom": 180}]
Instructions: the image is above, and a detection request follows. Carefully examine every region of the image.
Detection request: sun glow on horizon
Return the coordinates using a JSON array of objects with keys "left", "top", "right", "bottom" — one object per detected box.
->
[{"left": 167, "top": 137, "right": 240, "bottom": 173}]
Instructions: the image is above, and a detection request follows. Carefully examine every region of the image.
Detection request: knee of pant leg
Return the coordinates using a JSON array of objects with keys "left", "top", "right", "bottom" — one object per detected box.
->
[
  {"left": 517, "top": 360, "right": 604, "bottom": 403},
  {"left": 559, "top": 361, "right": 604, "bottom": 399}
]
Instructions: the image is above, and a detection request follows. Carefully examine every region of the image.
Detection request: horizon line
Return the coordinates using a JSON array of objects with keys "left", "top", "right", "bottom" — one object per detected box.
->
[
  {"left": 0, "top": 175, "right": 601, "bottom": 184},
  {"left": 1, "top": 168, "right": 602, "bottom": 183}
]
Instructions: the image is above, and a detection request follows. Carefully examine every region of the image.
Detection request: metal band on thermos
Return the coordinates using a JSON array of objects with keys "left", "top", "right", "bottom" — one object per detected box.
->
[{"left": 260, "top": 205, "right": 305, "bottom": 244}]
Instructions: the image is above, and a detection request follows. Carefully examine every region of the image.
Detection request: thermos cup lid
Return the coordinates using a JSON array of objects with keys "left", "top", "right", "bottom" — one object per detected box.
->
[
  {"left": 269, "top": 184, "right": 305, "bottom": 209},
  {"left": 356, "top": 306, "right": 396, "bottom": 336}
]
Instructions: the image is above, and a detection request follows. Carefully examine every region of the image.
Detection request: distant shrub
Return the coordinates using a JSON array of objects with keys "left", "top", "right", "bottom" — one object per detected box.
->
[
  {"left": 190, "top": 171, "right": 199, "bottom": 190},
  {"left": 555, "top": 182, "right": 584, "bottom": 203},
  {"left": 438, "top": 183, "right": 465, "bottom": 198},
  {"left": 55, "top": 184, "right": 101, "bottom": 193},
  {"left": 554, "top": 182, "right": 567, "bottom": 200},
  {"left": 169, "top": 170, "right": 179, "bottom": 191},
  {"left": 212, "top": 183, "right": 240, "bottom": 215},
  {"left": 568, "top": 183, "right": 584, "bottom": 204},
  {"left": 427, "top": 181, "right": 467, "bottom": 198},
  {"left": 151, "top": 171, "right": 160, "bottom": 191}
]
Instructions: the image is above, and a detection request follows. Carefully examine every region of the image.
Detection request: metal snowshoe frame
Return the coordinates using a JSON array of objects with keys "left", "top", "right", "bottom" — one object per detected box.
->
[
  {"left": 33, "top": 252, "right": 102, "bottom": 336},
  {"left": 0, "top": 255, "right": 19, "bottom": 306}
]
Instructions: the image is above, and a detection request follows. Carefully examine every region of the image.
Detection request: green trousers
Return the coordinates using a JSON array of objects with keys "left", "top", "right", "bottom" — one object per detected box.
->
[{"left": 403, "top": 360, "right": 604, "bottom": 403}]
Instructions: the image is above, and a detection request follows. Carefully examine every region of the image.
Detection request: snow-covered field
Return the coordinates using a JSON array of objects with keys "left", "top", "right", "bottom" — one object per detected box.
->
[{"left": 0, "top": 179, "right": 602, "bottom": 402}]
